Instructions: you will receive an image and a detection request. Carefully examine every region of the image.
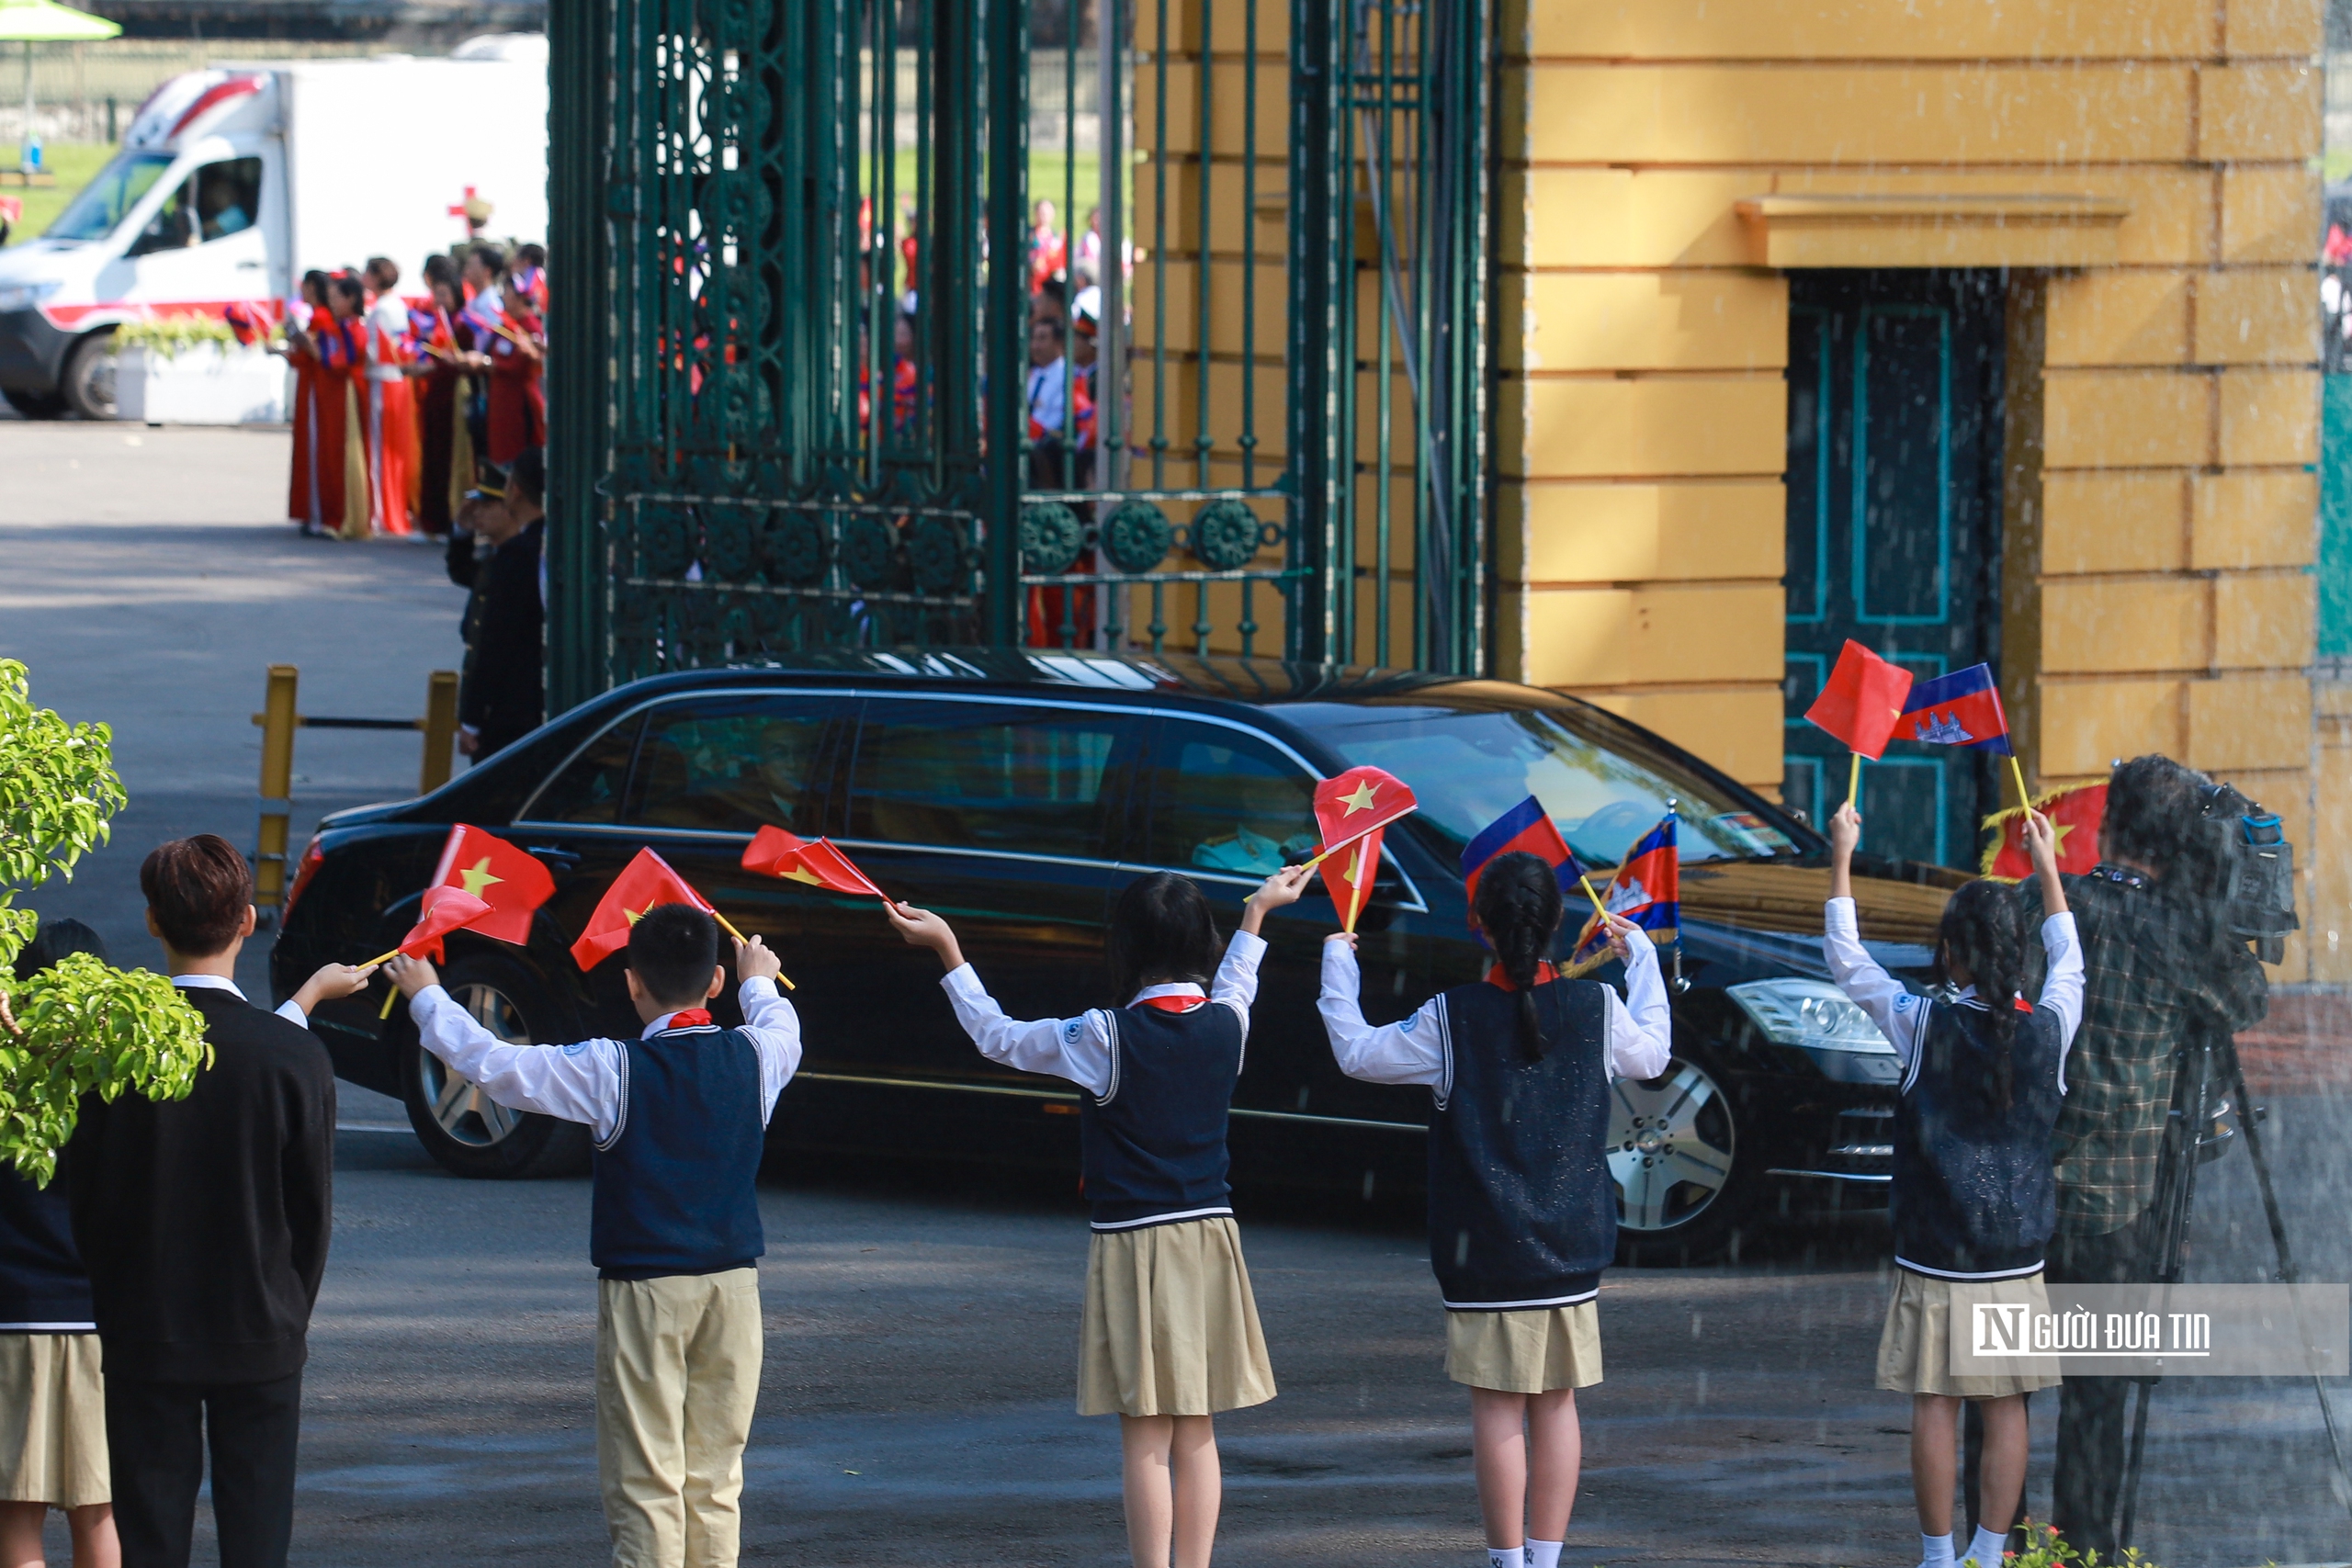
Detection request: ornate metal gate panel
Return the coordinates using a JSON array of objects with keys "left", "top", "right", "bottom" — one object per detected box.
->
[{"left": 544, "top": 0, "right": 1491, "bottom": 708}]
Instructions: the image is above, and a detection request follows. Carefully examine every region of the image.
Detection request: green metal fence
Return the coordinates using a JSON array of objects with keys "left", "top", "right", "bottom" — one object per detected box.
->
[{"left": 545, "top": 0, "right": 1492, "bottom": 711}]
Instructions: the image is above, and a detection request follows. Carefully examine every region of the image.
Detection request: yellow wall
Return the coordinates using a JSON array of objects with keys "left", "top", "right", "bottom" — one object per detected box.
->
[{"left": 1495, "top": 0, "right": 2323, "bottom": 977}]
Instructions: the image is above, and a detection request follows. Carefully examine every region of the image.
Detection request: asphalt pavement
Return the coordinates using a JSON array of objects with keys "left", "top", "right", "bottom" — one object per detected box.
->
[{"left": 2, "top": 422, "right": 2348, "bottom": 1567}]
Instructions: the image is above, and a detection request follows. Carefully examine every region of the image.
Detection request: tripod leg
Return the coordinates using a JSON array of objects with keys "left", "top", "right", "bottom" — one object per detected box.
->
[
  {"left": 2118, "top": 1378, "right": 2153, "bottom": 1549},
  {"left": 2224, "top": 1050, "right": 2352, "bottom": 1521}
]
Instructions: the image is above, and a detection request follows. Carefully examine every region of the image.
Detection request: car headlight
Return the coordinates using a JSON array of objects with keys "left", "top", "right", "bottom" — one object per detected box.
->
[
  {"left": 1727, "top": 978, "right": 1895, "bottom": 1055},
  {"left": 0, "top": 280, "right": 62, "bottom": 313}
]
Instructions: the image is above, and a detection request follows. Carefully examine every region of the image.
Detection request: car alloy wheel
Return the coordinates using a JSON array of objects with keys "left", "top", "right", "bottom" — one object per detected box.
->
[
  {"left": 416, "top": 982, "right": 530, "bottom": 1146},
  {"left": 1608, "top": 1058, "right": 1736, "bottom": 1233}
]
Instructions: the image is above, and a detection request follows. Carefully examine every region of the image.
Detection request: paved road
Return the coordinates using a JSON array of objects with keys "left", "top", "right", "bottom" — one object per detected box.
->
[{"left": 3, "top": 424, "right": 2347, "bottom": 1567}]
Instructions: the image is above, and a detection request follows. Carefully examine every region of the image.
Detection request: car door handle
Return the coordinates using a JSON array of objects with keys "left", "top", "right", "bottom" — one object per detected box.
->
[
  {"left": 524, "top": 845, "right": 582, "bottom": 869},
  {"left": 236, "top": 259, "right": 266, "bottom": 268}
]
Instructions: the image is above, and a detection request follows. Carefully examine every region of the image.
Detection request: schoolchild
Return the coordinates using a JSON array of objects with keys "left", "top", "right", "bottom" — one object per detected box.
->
[
  {"left": 888, "top": 863, "right": 1314, "bottom": 1568},
  {"left": 1822, "top": 803, "right": 2082, "bottom": 1568},
  {"left": 1317, "top": 850, "right": 1670, "bottom": 1568},
  {"left": 386, "top": 907, "right": 798, "bottom": 1568}
]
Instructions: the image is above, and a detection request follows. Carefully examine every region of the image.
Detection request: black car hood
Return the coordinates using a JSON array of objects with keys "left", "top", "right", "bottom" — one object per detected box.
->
[{"left": 1675, "top": 858, "right": 1948, "bottom": 985}]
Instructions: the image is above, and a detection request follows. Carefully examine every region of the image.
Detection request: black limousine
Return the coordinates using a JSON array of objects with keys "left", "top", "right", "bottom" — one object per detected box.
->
[{"left": 273, "top": 650, "right": 1962, "bottom": 1260}]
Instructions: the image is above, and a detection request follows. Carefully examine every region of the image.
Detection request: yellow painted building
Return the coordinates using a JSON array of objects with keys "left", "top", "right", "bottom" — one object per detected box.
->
[{"left": 1134, "top": 0, "right": 2328, "bottom": 977}]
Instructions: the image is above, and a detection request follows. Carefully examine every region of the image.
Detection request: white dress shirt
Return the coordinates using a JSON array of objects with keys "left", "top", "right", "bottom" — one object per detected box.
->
[
  {"left": 406, "top": 978, "right": 801, "bottom": 1146},
  {"left": 1317, "top": 935, "right": 1675, "bottom": 1096},
  {"left": 174, "top": 972, "right": 314, "bottom": 1029},
  {"left": 1821, "top": 896, "right": 2086, "bottom": 1090},
  {"left": 939, "top": 930, "right": 1268, "bottom": 1099}
]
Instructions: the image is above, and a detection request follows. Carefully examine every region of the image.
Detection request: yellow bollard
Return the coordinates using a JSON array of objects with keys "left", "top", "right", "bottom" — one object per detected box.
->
[
  {"left": 254, "top": 665, "right": 299, "bottom": 917},
  {"left": 419, "top": 670, "right": 459, "bottom": 794}
]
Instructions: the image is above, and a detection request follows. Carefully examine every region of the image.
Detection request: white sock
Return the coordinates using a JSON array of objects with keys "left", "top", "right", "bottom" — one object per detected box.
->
[
  {"left": 1487, "top": 1549, "right": 1522, "bottom": 1568},
  {"left": 1920, "top": 1531, "right": 1956, "bottom": 1567},
  {"left": 1962, "top": 1526, "right": 2006, "bottom": 1566},
  {"left": 1526, "top": 1540, "right": 1564, "bottom": 1568}
]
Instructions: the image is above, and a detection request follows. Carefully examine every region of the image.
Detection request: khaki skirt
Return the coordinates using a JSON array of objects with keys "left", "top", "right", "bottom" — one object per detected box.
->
[
  {"left": 1079, "top": 1216, "right": 1277, "bottom": 1418},
  {"left": 0, "top": 1334, "right": 108, "bottom": 1507},
  {"left": 1877, "top": 1269, "right": 2064, "bottom": 1398},
  {"left": 1444, "top": 1301, "right": 1603, "bottom": 1393}
]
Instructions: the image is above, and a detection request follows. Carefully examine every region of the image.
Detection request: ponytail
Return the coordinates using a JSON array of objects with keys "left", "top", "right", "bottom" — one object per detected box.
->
[
  {"left": 1473, "top": 852, "right": 1566, "bottom": 1061},
  {"left": 1936, "top": 879, "right": 2030, "bottom": 1112}
]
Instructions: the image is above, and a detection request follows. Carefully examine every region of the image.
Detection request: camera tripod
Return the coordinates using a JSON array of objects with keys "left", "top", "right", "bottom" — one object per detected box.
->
[{"left": 2115, "top": 1022, "right": 2352, "bottom": 1546}]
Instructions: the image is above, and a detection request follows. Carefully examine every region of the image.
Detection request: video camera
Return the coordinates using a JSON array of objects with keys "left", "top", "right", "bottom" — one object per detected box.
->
[{"left": 2193, "top": 781, "right": 2299, "bottom": 964}]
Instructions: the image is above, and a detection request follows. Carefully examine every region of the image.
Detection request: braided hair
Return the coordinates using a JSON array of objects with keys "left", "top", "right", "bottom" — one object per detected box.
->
[
  {"left": 1936, "top": 878, "right": 2030, "bottom": 1112},
  {"left": 1473, "top": 852, "right": 1566, "bottom": 1062}
]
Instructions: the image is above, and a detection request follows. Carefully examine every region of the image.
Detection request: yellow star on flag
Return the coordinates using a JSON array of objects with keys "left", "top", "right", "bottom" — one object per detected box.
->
[
  {"left": 622, "top": 900, "right": 658, "bottom": 926},
  {"left": 458, "top": 856, "right": 503, "bottom": 898},
  {"left": 1339, "top": 780, "right": 1379, "bottom": 814},
  {"left": 2048, "top": 818, "right": 2075, "bottom": 853},
  {"left": 782, "top": 866, "right": 824, "bottom": 886}
]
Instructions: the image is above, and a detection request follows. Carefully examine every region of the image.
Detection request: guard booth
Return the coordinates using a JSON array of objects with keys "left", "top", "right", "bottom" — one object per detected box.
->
[{"left": 541, "top": 0, "right": 1491, "bottom": 714}]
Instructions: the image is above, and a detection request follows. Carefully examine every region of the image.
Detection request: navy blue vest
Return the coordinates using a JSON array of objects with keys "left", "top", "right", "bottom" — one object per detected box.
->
[
  {"left": 590, "top": 1024, "right": 767, "bottom": 1280},
  {"left": 1428, "top": 978, "right": 1615, "bottom": 1310},
  {"left": 1890, "top": 999, "right": 2065, "bottom": 1280},
  {"left": 1079, "top": 1001, "right": 1243, "bottom": 1231}
]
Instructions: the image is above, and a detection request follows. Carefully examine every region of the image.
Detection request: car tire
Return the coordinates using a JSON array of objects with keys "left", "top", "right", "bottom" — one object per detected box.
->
[
  {"left": 398, "top": 956, "right": 592, "bottom": 1179},
  {"left": 1608, "top": 1052, "right": 1758, "bottom": 1265},
  {"left": 61, "top": 332, "right": 118, "bottom": 421},
  {"left": 2, "top": 386, "right": 69, "bottom": 419}
]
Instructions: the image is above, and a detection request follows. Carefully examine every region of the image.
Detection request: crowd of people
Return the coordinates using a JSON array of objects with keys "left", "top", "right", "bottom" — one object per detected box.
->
[
  {"left": 0, "top": 749, "right": 2267, "bottom": 1568},
  {"left": 266, "top": 242, "right": 547, "bottom": 542}
]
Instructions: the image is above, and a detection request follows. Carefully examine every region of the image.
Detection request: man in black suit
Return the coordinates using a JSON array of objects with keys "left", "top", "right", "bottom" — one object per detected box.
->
[
  {"left": 450, "top": 444, "right": 547, "bottom": 763},
  {"left": 65, "top": 835, "right": 372, "bottom": 1568}
]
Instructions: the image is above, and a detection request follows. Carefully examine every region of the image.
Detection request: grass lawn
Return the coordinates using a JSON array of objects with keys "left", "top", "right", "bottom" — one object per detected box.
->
[{"left": 3, "top": 142, "right": 119, "bottom": 244}]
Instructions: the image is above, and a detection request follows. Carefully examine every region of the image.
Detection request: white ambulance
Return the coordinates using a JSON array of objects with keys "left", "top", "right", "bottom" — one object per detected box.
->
[{"left": 0, "top": 33, "right": 547, "bottom": 420}]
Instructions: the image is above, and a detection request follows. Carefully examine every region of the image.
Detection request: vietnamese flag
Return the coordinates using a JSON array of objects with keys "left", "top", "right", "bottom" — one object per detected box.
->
[
  {"left": 1982, "top": 782, "right": 2107, "bottom": 879},
  {"left": 1312, "top": 766, "right": 1418, "bottom": 860},
  {"left": 570, "top": 848, "right": 718, "bottom": 970},
  {"left": 741, "top": 826, "right": 888, "bottom": 902},
  {"left": 1460, "top": 795, "right": 1589, "bottom": 907},
  {"left": 1321, "top": 826, "right": 1385, "bottom": 934},
  {"left": 429, "top": 824, "right": 557, "bottom": 945},
  {"left": 1804, "top": 640, "right": 1914, "bottom": 761},
  {"left": 1569, "top": 813, "right": 1679, "bottom": 966},
  {"left": 1899, "top": 662, "right": 2013, "bottom": 757},
  {"left": 395, "top": 884, "right": 492, "bottom": 964}
]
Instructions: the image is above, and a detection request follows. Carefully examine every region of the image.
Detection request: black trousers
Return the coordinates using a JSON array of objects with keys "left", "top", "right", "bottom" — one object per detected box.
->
[
  {"left": 106, "top": 1371, "right": 303, "bottom": 1568},
  {"left": 2045, "top": 1213, "right": 2156, "bottom": 1559}
]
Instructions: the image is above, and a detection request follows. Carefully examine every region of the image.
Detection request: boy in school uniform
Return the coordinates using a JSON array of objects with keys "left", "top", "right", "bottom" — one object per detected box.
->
[{"left": 385, "top": 907, "right": 798, "bottom": 1568}]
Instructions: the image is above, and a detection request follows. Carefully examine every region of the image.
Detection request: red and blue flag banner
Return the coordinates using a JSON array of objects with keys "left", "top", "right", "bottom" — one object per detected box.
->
[
  {"left": 1568, "top": 813, "right": 1679, "bottom": 968},
  {"left": 1804, "top": 639, "right": 1914, "bottom": 760},
  {"left": 1460, "top": 795, "right": 1589, "bottom": 907},
  {"left": 1899, "top": 662, "right": 2012, "bottom": 756}
]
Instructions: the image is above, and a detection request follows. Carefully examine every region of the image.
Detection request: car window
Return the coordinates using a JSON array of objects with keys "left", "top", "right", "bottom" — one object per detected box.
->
[
  {"left": 45, "top": 151, "right": 174, "bottom": 242},
  {"left": 626, "top": 695, "right": 837, "bottom": 834},
  {"left": 194, "top": 157, "right": 262, "bottom": 243},
  {"left": 125, "top": 176, "right": 194, "bottom": 257},
  {"left": 846, "top": 701, "right": 1136, "bottom": 860},
  {"left": 523, "top": 714, "right": 642, "bottom": 824},
  {"left": 1147, "top": 722, "right": 1319, "bottom": 876}
]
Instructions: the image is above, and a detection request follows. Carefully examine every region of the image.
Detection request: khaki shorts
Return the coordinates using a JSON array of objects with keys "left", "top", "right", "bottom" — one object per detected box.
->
[
  {"left": 1876, "top": 1269, "right": 2064, "bottom": 1399},
  {"left": 1444, "top": 1301, "right": 1602, "bottom": 1393},
  {"left": 0, "top": 1333, "right": 108, "bottom": 1507},
  {"left": 1079, "top": 1217, "right": 1276, "bottom": 1418}
]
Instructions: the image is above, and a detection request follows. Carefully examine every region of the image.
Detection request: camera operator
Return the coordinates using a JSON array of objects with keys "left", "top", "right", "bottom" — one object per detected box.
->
[{"left": 2033, "top": 754, "right": 2269, "bottom": 1555}]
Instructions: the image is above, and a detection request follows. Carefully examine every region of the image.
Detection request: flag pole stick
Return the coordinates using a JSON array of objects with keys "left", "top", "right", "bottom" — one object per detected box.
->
[
  {"left": 2007, "top": 754, "right": 2032, "bottom": 816},
  {"left": 379, "top": 985, "right": 401, "bottom": 1021},
  {"left": 1847, "top": 752, "right": 1862, "bottom": 809},
  {"left": 713, "top": 910, "right": 796, "bottom": 991},
  {"left": 359, "top": 947, "right": 401, "bottom": 968},
  {"left": 1577, "top": 874, "right": 1609, "bottom": 919},
  {"left": 1341, "top": 837, "right": 1372, "bottom": 934}
]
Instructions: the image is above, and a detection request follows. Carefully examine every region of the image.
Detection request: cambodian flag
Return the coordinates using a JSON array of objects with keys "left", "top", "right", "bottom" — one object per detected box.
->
[
  {"left": 1570, "top": 813, "right": 1679, "bottom": 964},
  {"left": 1898, "top": 663, "right": 2012, "bottom": 756},
  {"left": 1460, "top": 795, "right": 1589, "bottom": 906}
]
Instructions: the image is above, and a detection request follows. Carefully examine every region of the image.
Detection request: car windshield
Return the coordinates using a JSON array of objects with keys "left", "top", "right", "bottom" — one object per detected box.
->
[
  {"left": 1282, "top": 698, "right": 1804, "bottom": 868},
  {"left": 46, "top": 152, "right": 176, "bottom": 243}
]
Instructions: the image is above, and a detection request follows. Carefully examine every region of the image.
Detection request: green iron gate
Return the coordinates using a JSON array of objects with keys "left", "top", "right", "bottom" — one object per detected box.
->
[{"left": 544, "top": 0, "right": 1492, "bottom": 713}]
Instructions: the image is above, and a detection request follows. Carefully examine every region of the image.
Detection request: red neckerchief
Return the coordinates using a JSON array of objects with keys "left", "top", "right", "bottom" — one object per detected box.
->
[
  {"left": 1133, "top": 994, "right": 1204, "bottom": 1014},
  {"left": 1483, "top": 962, "right": 1558, "bottom": 993},
  {"left": 663, "top": 1008, "right": 714, "bottom": 1030}
]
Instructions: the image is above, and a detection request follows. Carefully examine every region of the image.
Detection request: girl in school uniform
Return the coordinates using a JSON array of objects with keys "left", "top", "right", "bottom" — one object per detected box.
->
[
  {"left": 1822, "top": 802, "right": 2082, "bottom": 1568},
  {"left": 1317, "top": 851, "right": 1672, "bottom": 1568},
  {"left": 889, "top": 863, "right": 1314, "bottom": 1568}
]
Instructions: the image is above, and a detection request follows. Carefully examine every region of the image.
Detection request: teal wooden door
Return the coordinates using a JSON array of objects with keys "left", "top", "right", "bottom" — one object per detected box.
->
[{"left": 1781, "top": 271, "right": 2005, "bottom": 869}]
